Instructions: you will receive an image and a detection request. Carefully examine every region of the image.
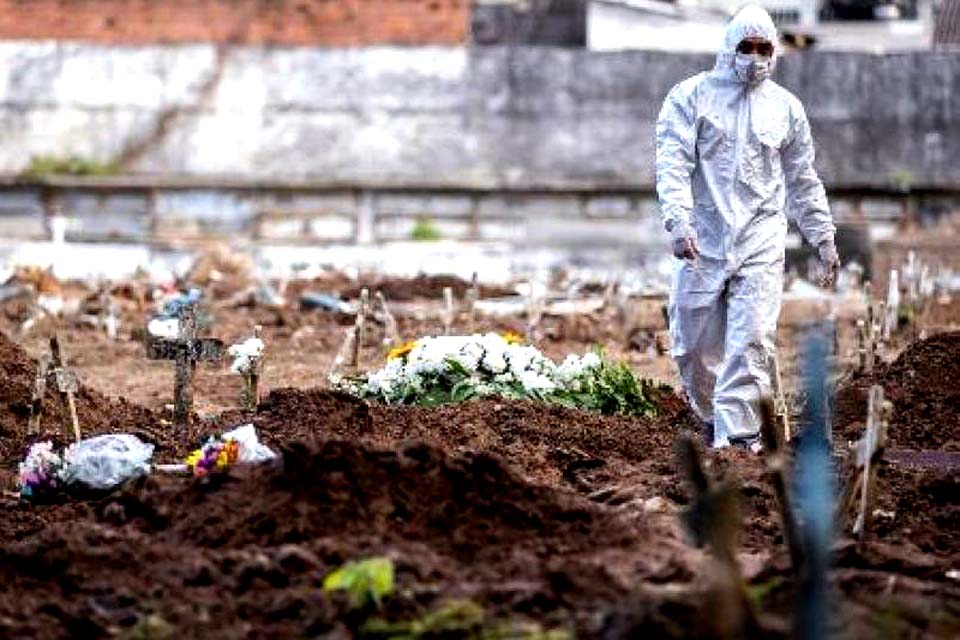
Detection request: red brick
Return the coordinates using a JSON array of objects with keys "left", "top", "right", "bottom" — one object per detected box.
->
[{"left": 0, "top": 0, "right": 467, "bottom": 46}]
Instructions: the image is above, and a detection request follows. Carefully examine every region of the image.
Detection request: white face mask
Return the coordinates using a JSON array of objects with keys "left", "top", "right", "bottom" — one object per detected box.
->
[{"left": 734, "top": 53, "right": 772, "bottom": 85}]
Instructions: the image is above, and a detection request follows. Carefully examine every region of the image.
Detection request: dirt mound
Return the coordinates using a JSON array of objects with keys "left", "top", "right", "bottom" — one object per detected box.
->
[
  {"left": 834, "top": 331, "right": 960, "bottom": 451},
  {"left": 0, "top": 439, "right": 697, "bottom": 639},
  {"left": 342, "top": 274, "right": 513, "bottom": 302},
  {"left": 241, "top": 386, "right": 692, "bottom": 493},
  {"left": 113, "top": 440, "right": 643, "bottom": 554},
  {"left": 0, "top": 331, "right": 162, "bottom": 479}
]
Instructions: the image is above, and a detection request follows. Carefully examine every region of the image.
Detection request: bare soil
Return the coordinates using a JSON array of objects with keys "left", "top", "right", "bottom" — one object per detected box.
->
[{"left": 0, "top": 278, "right": 957, "bottom": 639}]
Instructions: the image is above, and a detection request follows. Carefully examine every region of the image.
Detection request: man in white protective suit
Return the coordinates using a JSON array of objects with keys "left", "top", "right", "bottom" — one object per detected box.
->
[{"left": 655, "top": 4, "right": 840, "bottom": 450}]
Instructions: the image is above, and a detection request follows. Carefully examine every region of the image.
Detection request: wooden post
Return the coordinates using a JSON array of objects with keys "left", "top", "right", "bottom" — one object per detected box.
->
[
  {"left": 525, "top": 288, "right": 544, "bottom": 344},
  {"left": 465, "top": 272, "right": 479, "bottom": 334},
  {"left": 839, "top": 385, "right": 888, "bottom": 540},
  {"left": 145, "top": 302, "right": 224, "bottom": 427},
  {"left": 27, "top": 355, "right": 51, "bottom": 435},
  {"left": 442, "top": 286, "right": 455, "bottom": 336},
  {"left": 49, "top": 336, "right": 81, "bottom": 442},
  {"left": 328, "top": 328, "right": 356, "bottom": 382},
  {"left": 874, "top": 301, "right": 886, "bottom": 366},
  {"left": 100, "top": 287, "right": 118, "bottom": 341},
  {"left": 675, "top": 436, "right": 761, "bottom": 638},
  {"left": 759, "top": 397, "right": 803, "bottom": 573},
  {"left": 856, "top": 319, "right": 867, "bottom": 374},
  {"left": 351, "top": 288, "right": 369, "bottom": 368},
  {"left": 770, "top": 353, "right": 791, "bottom": 442},
  {"left": 375, "top": 291, "right": 401, "bottom": 348},
  {"left": 243, "top": 325, "right": 263, "bottom": 411}
]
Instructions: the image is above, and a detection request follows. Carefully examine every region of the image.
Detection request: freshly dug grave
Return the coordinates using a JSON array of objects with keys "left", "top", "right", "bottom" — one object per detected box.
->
[
  {"left": 0, "top": 439, "right": 700, "bottom": 639},
  {"left": 220, "top": 386, "right": 692, "bottom": 495},
  {"left": 834, "top": 331, "right": 960, "bottom": 451},
  {"left": 0, "top": 332, "right": 162, "bottom": 483},
  {"left": 340, "top": 274, "right": 514, "bottom": 302}
]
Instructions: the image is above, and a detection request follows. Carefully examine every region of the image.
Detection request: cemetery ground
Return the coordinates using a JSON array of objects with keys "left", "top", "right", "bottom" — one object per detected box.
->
[{"left": 0, "top": 273, "right": 957, "bottom": 638}]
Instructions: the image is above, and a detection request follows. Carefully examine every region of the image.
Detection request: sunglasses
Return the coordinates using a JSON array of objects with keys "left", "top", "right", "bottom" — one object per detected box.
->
[{"left": 737, "top": 40, "right": 774, "bottom": 56}]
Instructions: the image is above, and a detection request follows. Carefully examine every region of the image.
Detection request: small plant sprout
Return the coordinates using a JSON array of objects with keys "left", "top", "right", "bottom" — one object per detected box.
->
[
  {"left": 410, "top": 216, "right": 442, "bottom": 242},
  {"left": 228, "top": 326, "right": 264, "bottom": 410},
  {"left": 322, "top": 556, "right": 395, "bottom": 609}
]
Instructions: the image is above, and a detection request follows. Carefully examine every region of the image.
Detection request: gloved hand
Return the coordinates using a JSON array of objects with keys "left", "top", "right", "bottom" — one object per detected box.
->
[
  {"left": 817, "top": 239, "right": 840, "bottom": 288},
  {"left": 670, "top": 222, "right": 700, "bottom": 261}
]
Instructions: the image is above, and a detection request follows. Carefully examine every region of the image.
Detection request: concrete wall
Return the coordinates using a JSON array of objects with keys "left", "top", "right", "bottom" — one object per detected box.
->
[{"left": 0, "top": 42, "right": 958, "bottom": 190}]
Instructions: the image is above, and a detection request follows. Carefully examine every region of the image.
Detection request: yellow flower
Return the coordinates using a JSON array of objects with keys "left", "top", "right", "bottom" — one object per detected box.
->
[
  {"left": 387, "top": 340, "right": 418, "bottom": 360},
  {"left": 501, "top": 332, "right": 523, "bottom": 345},
  {"left": 216, "top": 441, "right": 239, "bottom": 469},
  {"left": 185, "top": 449, "right": 202, "bottom": 468}
]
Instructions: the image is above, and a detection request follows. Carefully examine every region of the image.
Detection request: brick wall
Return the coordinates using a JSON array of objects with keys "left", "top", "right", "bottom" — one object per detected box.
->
[{"left": 0, "top": 0, "right": 468, "bottom": 46}]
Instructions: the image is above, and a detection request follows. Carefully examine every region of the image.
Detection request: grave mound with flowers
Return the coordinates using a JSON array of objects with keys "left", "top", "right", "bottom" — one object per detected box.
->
[{"left": 337, "top": 332, "right": 660, "bottom": 417}]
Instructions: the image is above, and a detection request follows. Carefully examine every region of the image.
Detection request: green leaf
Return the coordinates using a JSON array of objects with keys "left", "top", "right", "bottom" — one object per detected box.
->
[{"left": 323, "top": 556, "right": 395, "bottom": 609}]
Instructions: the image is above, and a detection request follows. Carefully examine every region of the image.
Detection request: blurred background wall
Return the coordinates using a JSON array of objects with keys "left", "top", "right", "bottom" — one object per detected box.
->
[{"left": 0, "top": 0, "right": 957, "bottom": 282}]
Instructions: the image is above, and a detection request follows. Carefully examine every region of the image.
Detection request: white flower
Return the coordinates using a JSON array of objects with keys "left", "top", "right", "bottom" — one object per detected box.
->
[
  {"left": 558, "top": 352, "right": 602, "bottom": 382},
  {"left": 517, "top": 369, "right": 556, "bottom": 393},
  {"left": 148, "top": 318, "right": 179, "bottom": 339},
  {"left": 228, "top": 337, "right": 264, "bottom": 374}
]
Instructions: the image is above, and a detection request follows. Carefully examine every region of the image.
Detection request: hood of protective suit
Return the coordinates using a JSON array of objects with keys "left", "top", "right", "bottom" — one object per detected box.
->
[{"left": 714, "top": 5, "right": 779, "bottom": 84}]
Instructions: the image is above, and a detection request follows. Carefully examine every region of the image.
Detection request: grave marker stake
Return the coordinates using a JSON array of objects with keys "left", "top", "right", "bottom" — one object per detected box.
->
[
  {"left": 770, "top": 353, "right": 791, "bottom": 442},
  {"left": 49, "top": 335, "right": 81, "bottom": 442},
  {"left": 352, "top": 289, "right": 369, "bottom": 368},
  {"left": 442, "top": 286, "right": 455, "bottom": 335},
  {"left": 760, "top": 397, "right": 803, "bottom": 573},
  {"left": 242, "top": 325, "right": 263, "bottom": 411},
  {"left": 675, "top": 436, "right": 761, "bottom": 638},
  {"left": 525, "top": 288, "right": 544, "bottom": 344},
  {"left": 328, "top": 328, "right": 356, "bottom": 382},
  {"left": 854, "top": 386, "right": 888, "bottom": 540},
  {"left": 27, "top": 354, "right": 51, "bottom": 435},
  {"left": 856, "top": 319, "right": 867, "bottom": 373},
  {"left": 465, "top": 272, "right": 479, "bottom": 333},
  {"left": 146, "top": 302, "right": 224, "bottom": 427},
  {"left": 375, "top": 291, "right": 401, "bottom": 348}
]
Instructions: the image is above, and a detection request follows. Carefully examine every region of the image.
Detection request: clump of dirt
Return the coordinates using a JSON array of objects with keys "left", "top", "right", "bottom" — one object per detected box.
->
[
  {"left": 0, "top": 331, "right": 163, "bottom": 479},
  {"left": 870, "top": 462, "right": 960, "bottom": 559},
  {"left": 0, "top": 439, "right": 698, "bottom": 639},
  {"left": 834, "top": 331, "right": 960, "bottom": 451}
]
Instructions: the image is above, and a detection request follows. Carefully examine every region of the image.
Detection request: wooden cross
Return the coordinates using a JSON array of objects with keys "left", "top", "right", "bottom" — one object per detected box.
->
[
  {"left": 146, "top": 303, "right": 223, "bottom": 427},
  {"left": 50, "top": 336, "right": 81, "bottom": 443},
  {"left": 442, "top": 286, "right": 455, "bottom": 335},
  {"left": 839, "top": 385, "right": 889, "bottom": 540},
  {"left": 374, "top": 291, "right": 401, "bottom": 348},
  {"left": 26, "top": 336, "right": 81, "bottom": 441}
]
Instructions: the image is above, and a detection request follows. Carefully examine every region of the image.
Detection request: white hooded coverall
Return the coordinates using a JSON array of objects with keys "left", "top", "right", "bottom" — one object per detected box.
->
[{"left": 655, "top": 5, "right": 835, "bottom": 446}]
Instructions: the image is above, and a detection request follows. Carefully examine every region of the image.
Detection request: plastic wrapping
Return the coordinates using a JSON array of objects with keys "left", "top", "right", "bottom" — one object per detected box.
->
[
  {"left": 223, "top": 424, "right": 277, "bottom": 463},
  {"left": 60, "top": 434, "right": 155, "bottom": 490}
]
